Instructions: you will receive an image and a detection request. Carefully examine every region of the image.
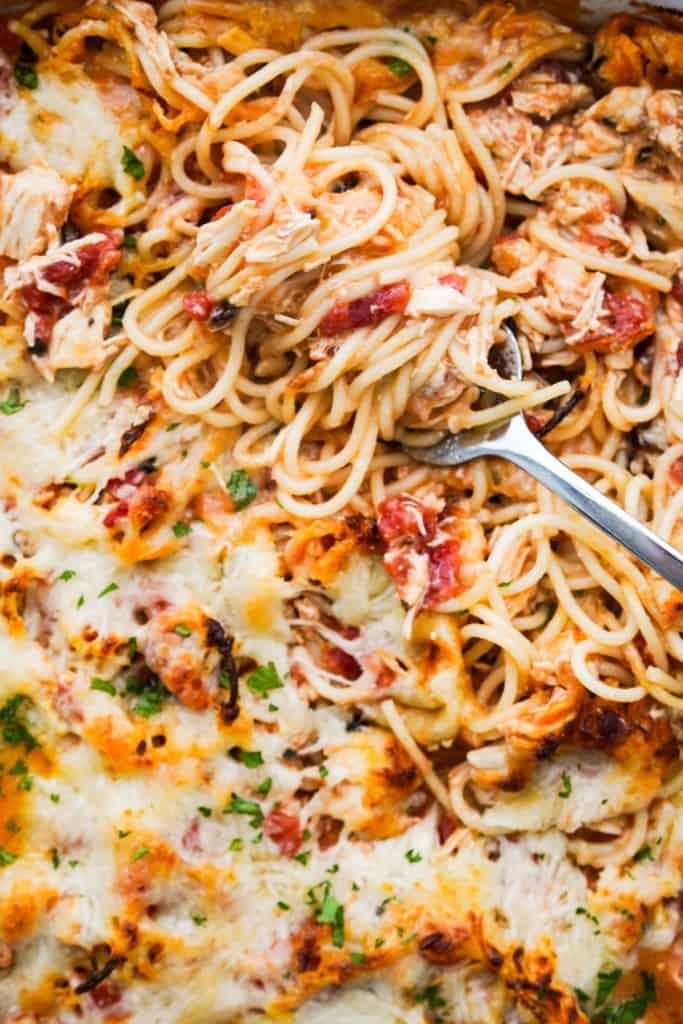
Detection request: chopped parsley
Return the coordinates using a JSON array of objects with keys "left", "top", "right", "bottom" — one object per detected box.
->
[
  {"left": 229, "top": 837, "right": 243, "bottom": 851},
  {"left": 257, "top": 776, "right": 272, "bottom": 797},
  {"left": 0, "top": 387, "right": 26, "bottom": 415},
  {"left": 226, "top": 468, "right": 257, "bottom": 510},
  {"left": 558, "top": 772, "right": 572, "bottom": 798},
  {"left": 125, "top": 675, "right": 167, "bottom": 718},
  {"left": 497, "top": 60, "right": 514, "bottom": 76},
  {"left": 127, "top": 636, "right": 138, "bottom": 661},
  {"left": 117, "top": 830, "right": 131, "bottom": 839},
  {"left": 634, "top": 844, "right": 654, "bottom": 862},
  {"left": 17, "top": 775, "right": 32, "bottom": 791},
  {"left": 173, "top": 623, "right": 191, "bottom": 637},
  {"left": 131, "top": 845, "right": 149, "bottom": 861},
  {"left": 77, "top": 594, "right": 85, "bottom": 609},
  {"left": 294, "top": 851, "right": 310, "bottom": 866},
  {"left": 14, "top": 63, "right": 38, "bottom": 89},
  {"left": 225, "top": 793, "right": 263, "bottom": 825},
  {"left": 596, "top": 968, "right": 622, "bottom": 1007},
  {"left": 318, "top": 764, "right": 329, "bottom": 778},
  {"left": 0, "top": 695, "right": 38, "bottom": 751},
  {"left": 238, "top": 750, "right": 263, "bottom": 768},
  {"left": 97, "top": 582, "right": 119, "bottom": 598},
  {"left": 117, "top": 366, "right": 138, "bottom": 388},
  {"left": 172, "top": 521, "right": 191, "bottom": 538},
  {"left": 350, "top": 952, "right": 366, "bottom": 964},
  {"left": 602, "top": 972, "right": 655, "bottom": 1024},
  {"left": 91, "top": 678, "right": 116, "bottom": 697},
  {"left": 414, "top": 984, "right": 446, "bottom": 1010},
  {"left": 121, "top": 145, "right": 145, "bottom": 180},
  {"left": 405, "top": 848, "right": 422, "bottom": 863},
  {"left": 247, "top": 662, "right": 284, "bottom": 696},
  {"left": 197, "top": 806, "right": 212, "bottom": 818},
  {"left": 51, "top": 848, "right": 61, "bottom": 869},
  {"left": 191, "top": 912, "right": 207, "bottom": 925},
  {"left": 8, "top": 759, "right": 27, "bottom": 776},
  {"left": 58, "top": 569, "right": 76, "bottom": 582},
  {"left": 0, "top": 847, "right": 18, "bottom": 866},
  {"left": 576, "top": 906, "right": 601, "bottom": 933},
  {"left": 387, "top": 57, "right": 412, "bottom": 77},
  {"left": 277, "top": 901, "right": 290, "bottom": 911},
  {"left": 122, "top": 233, "right": 138, "bottom": 250},
  {"left": 50, "top": 793, "right": 60, "bottom": 803},
  {"left": 308, "top": 881, "right": 345, "bottom": 948}
]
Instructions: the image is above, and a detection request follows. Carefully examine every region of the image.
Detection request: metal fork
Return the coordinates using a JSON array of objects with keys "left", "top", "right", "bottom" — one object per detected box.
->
[{"left": 403, "top": 324, "right": 683, "bottom": 590}]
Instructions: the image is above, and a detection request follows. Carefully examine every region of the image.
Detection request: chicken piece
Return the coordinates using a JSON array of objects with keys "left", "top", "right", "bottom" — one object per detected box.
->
[
  {"left": 540, "top": 257, "right": 605, "bottom": 331},
  {"left": 623, "top": 175, "right": 683, "bottom": 240},
  {"left": 467, "top": 102, "right": 540, "bottom": 194},
  {"left": 510, "top": 63, "right": 592, "bottom": 121},
  {"left": 141, "top": 605, "right": 224, "bottom": 711},
  {"left": 2, "top": 230, "right": 122, "bottom": 379},
  {"left": 645, "top": 90, "right": 683, "bottom": 159},
  {"left": 583, "top": 86, "right": 651, "bottom": 133},
  {"left": 0, "top": 165, "right": 74, "bottom": 262}
]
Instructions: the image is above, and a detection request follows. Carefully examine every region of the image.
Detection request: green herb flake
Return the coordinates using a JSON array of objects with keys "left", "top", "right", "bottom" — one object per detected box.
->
[
  {"left": 414, "top": 984, "right": 446, "bottom": 1010},
  {"left": 387, "top": 56, "right": 412, "bottom": 77},
  {"left": 50, "top": 793, "right": 60, "bottom": 803},
  {"left": 97, "top": 582, "right": 119, "bottom": 598},
  {"left": 229, "top": 837, "right": 243, "bottom": 851},
  {"left": 558, "top": 772, "right": 572, "bottom": 799},
  {"left": 77, "top": 595, "right": 85, "bottom": 609},
  {"left": 318, "top": 765, "right": 329, "bottom": 778},
  {"left": 122, "top": 233, "right": 138, "bottom": 250},
  {"left": 121, "top": 144, "right": 145, "bottom": 180},
  {"left": 117, "top": 366, "right": 138, "bottom": 388},
  {"left": 350, "top": 952, "right": 366, "bottom": 964},
  {"left": 497, "top": 60, "right": 514, "bottom": 76},
  {"left": 191, "top": 912, "right": 207, "bottom": 925},
  {"left": 277, "top": 901, "right": 290, "bottom": 911},
  {"left": 247, "top": 662, "right": 284, "bottom": 696},
  {"left": 18, "top": 775, "right": 32, "bottom": 791},
  {"left": 51, "top": 848, "right": 61, "bottom": 869},
  {"left": 117, "top": 830, "right": 131, "bottom": 839},
  {"left": 197, "top": 806, "right": 212, "bottom": 818},
  {"left": 315, "top": 881, "right": 345, "bottom": 947},
  {"left": 405, "top": 848, "right": 422, "bottom": 863},
  {"left": 126, "top": 676, "right": 167, "bottom": 718},
  {"left": 634, "top": 844, "right": 654, "bottom": 862},
  {"left": 166, "top": 421, "right": 181, "bottom": 432},
  {"left": 91, "top": 678, "right": 116, "bottom": 697},
  {"left": 14, "top": 64, "right": 38, "bottom": 89},
  {"left": 596, "top": 968, "right": 623, "bottom": 1008},
  {"left": 239, "top": 750, "right": 263, "bottom": 768},
  {"left": 226, "top": 468, "right": 258, "bottom": 510},
  {"left": 257, "top": 776, "right": 272, "bottom": 797},
  {"left": 602, "top": 972, "right": 655, "bottom": 1024},
  {"left": 0, "top": 847, "right": 18, "bottom": 866},
  {"left": 174, "top": 623, "right": 191, "bottom": 637},
  {"left": 131, "top": 845, "right": 149, "bottom": 862},
  {"left": 172, "top": 521, "right": 191, "bottom": 538},
  {"left": 8, "top": 759, "right": 27, "bottom": 776},
  {"left": 225, "top": 793, "right": 263, "bottom": 824},
  {"left": 0, "top": 387, "right": 26, "bottom": 415},
  {"left": 127, "top": 636, "right": 138, "bottom": 661},
  {"left": 294, "top": 851, "right": 310, "bottom": 866},
  {"left": 58, "top": 570, "right": 76, "bottom": 581},
  {"left": 0, "top": 694, "right": 38, "bottom": 752}
]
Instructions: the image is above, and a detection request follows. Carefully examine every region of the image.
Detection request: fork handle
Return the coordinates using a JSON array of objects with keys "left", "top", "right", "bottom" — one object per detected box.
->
[{"left": 495, "top": 417, "right": 683, "bottom": 591}]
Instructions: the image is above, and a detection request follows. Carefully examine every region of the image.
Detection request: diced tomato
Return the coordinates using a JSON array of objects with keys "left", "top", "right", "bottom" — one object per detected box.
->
[
  {"left": 182, "top": 290, "right": 212, "bottom": 321},
  {"left": 578, "top": 289, "right": 655, "bottom": 353},
  {"left": 263, "top": 809, "right": 303, "bottom": 857},
  {"left": 103, "top": 501, "right": 129, "bottom": 528},
  {"left": 320, "top": 281, "right": 411, "bottom": 337},
  {"left": 438, "top": 272, "right": 466, "bottom": 292},
  {"left": 377, "top": 494, "right": 439, "bottom": 544},
  {"left": 101, "top": 466, "right": 150, "bottom": 528},
  {"left": 677, "top": 341, "right": 683, "bottom": 369},
  {"left": 524, "top": 412, "right": 543, "bottom": 433},
  {"left": 426, "top": 538, "right": 461, "bottom": 606},
  {"left": 211, "top": 203, "right": 233, "bottom": 221},
  {"left": 320, "top": 643, "right": 362, "bottom": 680}
]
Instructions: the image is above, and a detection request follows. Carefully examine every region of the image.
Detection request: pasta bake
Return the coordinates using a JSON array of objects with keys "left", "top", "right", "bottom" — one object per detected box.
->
[{"left": 2, "top": 2, "right": 683, "bottom": 1022}]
